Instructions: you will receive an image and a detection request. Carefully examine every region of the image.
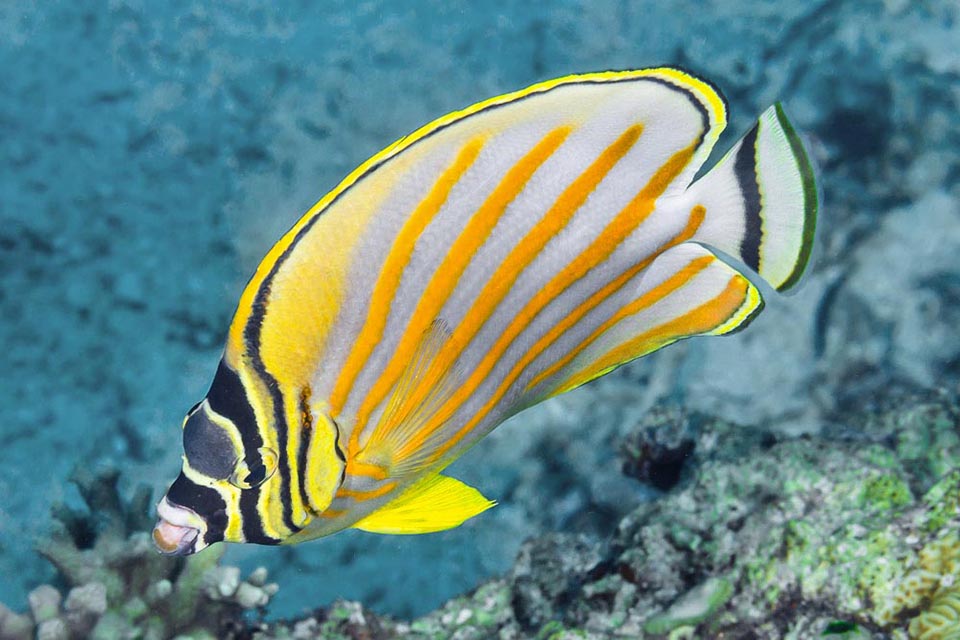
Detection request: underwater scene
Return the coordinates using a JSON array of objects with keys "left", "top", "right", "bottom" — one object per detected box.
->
[{"left": 2, "top": 1, "right": 959, "bottom": 638}]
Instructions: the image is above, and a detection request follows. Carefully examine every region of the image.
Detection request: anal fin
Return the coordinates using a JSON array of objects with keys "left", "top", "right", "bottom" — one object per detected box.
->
[
  {"left": 528, "top": 242, "right": 763, "bottom": 400},
  {"left": 352, "top": 474, "right": 496, "bottom": 534}
]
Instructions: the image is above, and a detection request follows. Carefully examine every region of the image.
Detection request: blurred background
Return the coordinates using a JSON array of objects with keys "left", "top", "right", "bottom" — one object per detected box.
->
[{"left": 1, "top": 0, "right": 957, "bottom": 620}]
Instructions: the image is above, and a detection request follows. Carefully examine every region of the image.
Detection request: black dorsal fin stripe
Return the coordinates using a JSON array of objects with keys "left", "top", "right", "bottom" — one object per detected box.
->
[{"left": 735, "top": 123, "right": 763, "bottom": 273}]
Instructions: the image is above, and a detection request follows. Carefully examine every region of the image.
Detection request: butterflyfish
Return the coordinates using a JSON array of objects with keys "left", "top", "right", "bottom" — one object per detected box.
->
[{"left": 153, "top": 67, "right": 817, "bottom": 556}]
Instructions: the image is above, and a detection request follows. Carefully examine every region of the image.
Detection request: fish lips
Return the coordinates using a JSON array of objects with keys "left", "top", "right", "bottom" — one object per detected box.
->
[{"left": 153, "top": 496, "right": 207, "bottom": 556}]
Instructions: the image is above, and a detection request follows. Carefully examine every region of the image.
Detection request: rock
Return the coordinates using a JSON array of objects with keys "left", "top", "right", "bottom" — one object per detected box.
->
[
  {"left": 509, "top": 534, "right": 602, "bottom": 630},
  {"left": 247, "top": 567, "right": 269, "bottom": 587},
  {"left": 28, "top": 585, "right": 61, "bottom": 624},
  {"left": 0, "top": 602, "right": 33, "bottom": 640},
  {"left": 620, "top": 406, "right": 700, "bottom": 491},
  {"left": 23, "top": 467, "right": 278, "bottom": 639},
  {"left": 35, "top": 618, "right": 68, "bottom": 640},
  {"left": 234, "top": 386, "right": 960, "bottom": 639},
  {"left": 234, "top": 583, "right": 268, "bottom": 610},
  {"left": 643, "top": 576, "right": 734, "bottom": 635},
  {"left": 145, "top": 579, "right": 172, "bottom": 605},
  {"left": 63, "top": 582, "right": 107, "bottom": 637}
]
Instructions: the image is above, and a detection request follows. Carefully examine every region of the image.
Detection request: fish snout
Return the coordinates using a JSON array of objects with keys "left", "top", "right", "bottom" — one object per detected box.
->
[{"left": 152, "top": 496, "right": 207, "bottom": 556}]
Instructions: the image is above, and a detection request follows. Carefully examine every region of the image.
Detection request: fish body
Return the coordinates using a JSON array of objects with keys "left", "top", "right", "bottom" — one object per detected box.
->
[{"left": 153, "top": 68, "right": 817, "bottom": 556}]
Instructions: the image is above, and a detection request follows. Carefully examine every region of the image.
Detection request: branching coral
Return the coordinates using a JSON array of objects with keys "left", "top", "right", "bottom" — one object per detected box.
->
[
  {"left": 0, "top": 466, "right": 278, "bottom": 640},
  {"left": 897, "top": 534, "right": 960, "bottom": 639}
]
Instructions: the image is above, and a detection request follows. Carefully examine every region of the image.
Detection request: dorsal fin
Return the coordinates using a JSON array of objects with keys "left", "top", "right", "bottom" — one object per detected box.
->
[{"left": 355, "top": 320, "right": 463, "bottom": 476}]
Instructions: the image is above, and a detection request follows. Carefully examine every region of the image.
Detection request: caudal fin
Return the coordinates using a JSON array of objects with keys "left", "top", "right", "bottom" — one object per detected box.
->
[{"left": 687, "top": 103, "right": 818, "bottom": 291}]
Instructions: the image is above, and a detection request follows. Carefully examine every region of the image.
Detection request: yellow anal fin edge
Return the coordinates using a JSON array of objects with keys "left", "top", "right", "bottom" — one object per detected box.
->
[
  {"left": 531, "top": 242, "right": 763, "bottom": 400},
  {"left": 351, "top": 473, "right": 496, "bottom": 535}
]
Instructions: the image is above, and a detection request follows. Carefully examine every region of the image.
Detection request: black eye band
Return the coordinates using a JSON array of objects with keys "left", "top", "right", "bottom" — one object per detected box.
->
[{"left": 182, "top": 410, "right": 236, "bottom": 480}]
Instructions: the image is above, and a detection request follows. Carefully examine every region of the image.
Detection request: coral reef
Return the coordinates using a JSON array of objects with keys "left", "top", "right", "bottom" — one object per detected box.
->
[
  {"left": 619, "top": 406, "right": 699, "bottom": 492},
  {"left": 2, "top": 1, "right": 959, "bottom": 618},
  {"left": 1, "top": 386, "right": 958, "bottom": 638},
  {"left": 0, "top": 467, "right": 277, "bottom": 640},
  {"left": 245, "top": 386, "right": 960, "bottom": 639}
]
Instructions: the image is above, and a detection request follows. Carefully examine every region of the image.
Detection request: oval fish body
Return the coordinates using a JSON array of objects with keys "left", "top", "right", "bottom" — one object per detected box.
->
[{"left": 153, "top": 68, "right": 817, "bottom": 556}]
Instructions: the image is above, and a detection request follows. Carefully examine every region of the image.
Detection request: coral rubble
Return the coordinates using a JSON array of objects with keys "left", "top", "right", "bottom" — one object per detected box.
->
[
  {"left": 1, "top": 389, "right": 958, "bottom": 638},
  {"left": 249, "top": 387, "right": 960, "bottom": 639},
  {"left": 0, "top": 467, "right": 277, "bottom": 640}
]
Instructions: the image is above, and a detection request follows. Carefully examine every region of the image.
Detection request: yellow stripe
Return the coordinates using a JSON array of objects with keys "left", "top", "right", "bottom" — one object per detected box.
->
[
  {"left": 345, "top": 125, "right": 573, "bottom": 468},
  {"left": 526, "top": 253, "right": 715, "bottom": 393},
  {"left": 557, "top": 275, "right": 750, "bottom": 393},
  {"left": 238, "top": 369, "right": 286, "bottom": 540},
  {"left": 505, "top": 206, "right": 709, "bottom": 405},
  {"left": 329, "top": 136, "right": 488, "bottom": 415},
  {"left": 225, "top": 494, "right": 243, "bottom": 542},
  {"left": 258, "top": 487, "right": 283, "bottom": 540},
  {"left": 227, "top": 67, "right": 724, "bottom": 360},
  {"left": 713, "top": 282, "right": 762, "bottom": 334},
  {"left": 393, "top": 125, "right": 646, "bottom": 462},
  {"left": 343, "top": 459, "right": 389, "bottom": 481},
  {"left": 647, "top": 67, "right": 726, "bottom": 134},
  {"left": 523, "top": 204, "right": 707, "bottom": 394},
  {"left": 302, "top": 410, "right": 345, "bottom": 513},
  {"left": 499, "top": 139, "right": 694, "bottom": 395}
]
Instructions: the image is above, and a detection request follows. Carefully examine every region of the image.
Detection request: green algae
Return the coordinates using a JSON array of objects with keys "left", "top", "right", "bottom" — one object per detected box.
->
[
  {"left": 230, "top": 392, "right": 960, "bottom": 640},
  {"left": 643, "top": 576, "right": 733, "bottom": 635},
  {"left": 861, "top": 473, "right": 913, "bottom": 512},
  {"left": 73, "top": 389, "right": 957, "bottom": 640},
  {"left": 920, "top": 470, "right": 960, "bottom": 533}
]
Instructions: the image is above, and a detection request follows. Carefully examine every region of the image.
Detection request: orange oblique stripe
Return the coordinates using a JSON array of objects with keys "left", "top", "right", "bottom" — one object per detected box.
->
[
  {"left": 424, "top": 143, "right": 701, "bottom": 462},
  {"left": 395, "top": 124, "right": 644, "bottom": 461},
  {"left": 559, "top": 275, "right": 750, "bottom": 391},
  {"left": 328, "top": 136, "right": 487, "bottom": 416},
  {"left": 346, "top": 125, "right": 574, "bottom": 460}
]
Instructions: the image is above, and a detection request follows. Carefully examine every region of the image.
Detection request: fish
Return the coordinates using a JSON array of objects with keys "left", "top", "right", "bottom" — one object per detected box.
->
[{"left": 152, "top": 67, "right": 817, "bottom": 556}]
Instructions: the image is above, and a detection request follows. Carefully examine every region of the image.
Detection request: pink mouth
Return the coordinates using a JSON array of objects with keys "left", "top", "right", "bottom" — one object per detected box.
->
[{"left": 152, "top": 497, "right": 203, "bottom": 556}]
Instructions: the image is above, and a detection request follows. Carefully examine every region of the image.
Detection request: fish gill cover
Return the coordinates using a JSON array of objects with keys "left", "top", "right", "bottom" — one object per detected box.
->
[{"left": 0, "top": 0, "right": 958, "bottom": 637}]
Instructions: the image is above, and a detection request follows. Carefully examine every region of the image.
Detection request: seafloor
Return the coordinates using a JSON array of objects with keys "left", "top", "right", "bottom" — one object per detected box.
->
[{"left": 1, "top": 1, "right": 959, "bottom": 639}]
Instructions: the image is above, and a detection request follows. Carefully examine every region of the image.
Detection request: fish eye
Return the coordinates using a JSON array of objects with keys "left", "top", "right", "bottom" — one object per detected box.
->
[{"left": 228, "top": 447, "right": 278, "bottom": 490}]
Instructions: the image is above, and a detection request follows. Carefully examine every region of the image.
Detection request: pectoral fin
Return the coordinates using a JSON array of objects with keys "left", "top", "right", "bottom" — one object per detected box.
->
[
  {"left": 352, "top": 474, "right": 495, "bottom": 534},
  {"left": 356, "top": 320, "right": 464, "bottom": 476}
]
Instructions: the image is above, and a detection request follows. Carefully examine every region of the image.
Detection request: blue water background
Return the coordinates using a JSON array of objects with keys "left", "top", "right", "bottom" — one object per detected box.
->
[{"left": 1, "top": 0, "right": 958, "bottom": 620}]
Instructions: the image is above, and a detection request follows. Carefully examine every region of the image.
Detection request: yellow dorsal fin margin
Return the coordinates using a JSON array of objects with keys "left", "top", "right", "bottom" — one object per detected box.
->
[
  {"left": 352, "top": 473, "right": 496, "bottom": 534},
  {"left": 357, "top": 320, "right": 463, "bottom": 476}
]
